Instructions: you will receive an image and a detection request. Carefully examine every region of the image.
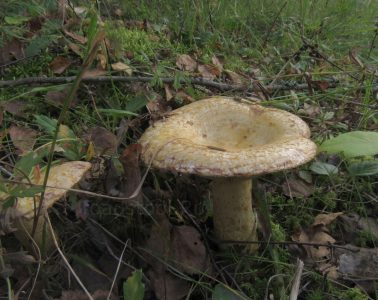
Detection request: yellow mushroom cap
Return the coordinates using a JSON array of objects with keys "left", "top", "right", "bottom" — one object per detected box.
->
[{"left": 139, "top": 97, "right": 317, "bottom": 178}]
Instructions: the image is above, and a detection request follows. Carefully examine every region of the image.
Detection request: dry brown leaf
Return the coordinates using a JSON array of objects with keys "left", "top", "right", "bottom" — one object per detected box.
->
[
  {"left": 211, "top": 56, "right": 223, "bottom": 73},
  {"left": 63, "top": 29, "right": 87, "bottom": 44},
  {"left": 49, "top": 56, "right": 72, "bottom": 74},
  {"left": 9, "top": 125, "right": 38, "bottom": 153},
  {"left": 111, "top": 62, "right": 133, "bottom": 75},
  {"left": 197, "top": 64, "right": 218, "bottom": 80},
  {"left": 67, "top": 42, "right": 83, "bottom": 57},
  {"left": 176, "top": 54, "right": 197, "bottom": 72},
  {"left": 45, "top": 89, "right": 77, "bottom": 107},
  {"left": 0, "top": 39, "right": 24, "bottom": 65},
  {"left": 292, "top": 227, "right": 336, "bottom": 259},
  {"left": 96, "top": 53, "right": 107, "bottom": 70},
  {"left": 302, "top": 103, "right": 321, "bottom": 117},
  {"left": 313, "top": 212, "right": 343, "bottom": 227},
  {"left": 174, "top": 90, "right": 194, "bottom": 103},
  {"left": 83, "top": 127, "right": 117, "bottom": 155},
  {"left": 224, "top": 69, "right": 243, "bottom": 85},
  {"left": 82, "top": 68, "right": 107, "bottom": 78},
  {"left": 16, "top": 161, "right": 91, "bottom": 217},
  {"left": 164, "top": 84, "right": 173, "bottom": 101},
  {"left": 120, "top": 144, "right": 142, "bottom": 203},
  {"left": 170, "top": 225, "right": 209, "bottom": 274},
  {"left": 2, "top": 100, "right": 27, "bottom": 117},
  {"left": 312, "top": 80, "right": 330, "bottom": 91},
  {"left": 58, "top": 290, "right": 115, "bottom": 300},
  {"left": 147, "top": 269, "right": 190, "bottom": 300},
  {"left": 282, "top": 178, "right": 314, "bottom": 198}
]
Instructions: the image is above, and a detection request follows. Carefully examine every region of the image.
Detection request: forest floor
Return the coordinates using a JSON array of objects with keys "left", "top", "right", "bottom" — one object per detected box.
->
[{"left": 0, "top": 1, "right": 378, "bottom": 299}]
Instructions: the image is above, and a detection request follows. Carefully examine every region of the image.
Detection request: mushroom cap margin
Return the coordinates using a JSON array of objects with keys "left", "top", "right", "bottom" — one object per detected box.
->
[{"left": 139, "top": 97, "right": 317, "bottom": 177}]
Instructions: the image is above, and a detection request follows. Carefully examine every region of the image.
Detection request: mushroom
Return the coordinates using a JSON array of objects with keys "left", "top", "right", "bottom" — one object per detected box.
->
[
  {"left": 138, "top": 97, "right": 316, "bottom": 252},
  {"left": 12, "top": 161, "right": 91, "bottom": 255}
]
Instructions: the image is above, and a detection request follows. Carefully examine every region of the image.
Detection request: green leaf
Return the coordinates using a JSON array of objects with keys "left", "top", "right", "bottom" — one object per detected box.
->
[
  {"left": 34, "top": 115, "right": 57, "bottom": 135},
  {"left": 4, "top": 16, "right": 30, "bottom": 25},
  {"left": 348, "top": 161, "right": 378, "bottom": 176},
  {"left": 123, "top": 270, "right": 145, "bottom": 300},
  {"left": 25, "top": 35, "right": 53, "bottom": 56},
  {"left": 15, "top": 150, "right": 47, "bottom": 176},
  {"left": 2, "top": 197, "right": 16, "bottom": 209},
  {"left": 310, "top": 161, "right": 338, "bottom": 175},
  {"left": 319, "top": 131, "right": 378, "bottom": 158},
  {"left": 9, "top": 185, "right": 44, "bottom": 197},
  {"left": 125, "top": 95, "right": 149, "bottom": 113},
  {"left": 98, "top": 108, "right": 139, "bottom": 117},
  {"left": 212, "top": 284, "right": 246, "bottom": 300}
]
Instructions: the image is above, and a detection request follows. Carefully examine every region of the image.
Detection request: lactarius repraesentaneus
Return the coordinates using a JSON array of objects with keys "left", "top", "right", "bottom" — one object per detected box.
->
[{"left": 138, "top": 97, "right": 316, "bottom": 253}]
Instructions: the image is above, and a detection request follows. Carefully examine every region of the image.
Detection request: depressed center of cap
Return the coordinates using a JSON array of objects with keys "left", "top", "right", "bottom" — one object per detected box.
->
[{"left": 139, "top": 97, "right": 317, "bottom": 177}]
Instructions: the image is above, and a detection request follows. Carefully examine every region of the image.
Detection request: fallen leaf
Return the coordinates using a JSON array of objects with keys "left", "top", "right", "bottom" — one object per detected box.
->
[
  {"left": 211, "top": 56, "right": 223, "bottom": 73},
  {"left": 119, "top": 144, "right": 142, "bottom": 203},
  {"left": 67, "top": 42, "right": 83, "bottom": 57},
  {"left": 292, "top": 212, "right": 342, "bottom": 261},
  {"left": 197, "top": 64, "right": 218, "bottom": 80},
  {"left": 176, "top": 54, "right": 197, "bottom": 72},
  {"left": 292, "top": 227, "right": 336, "bottom": 259},
  {"left": 58, "top": 290, "right": 115, "bottom": 300},
  {"left": 302, "top": 103, "right": 320, "bottom": 117},
  {"left": 340, "top": 213, "right": 378, "bottom": 242},
  {"left": 313, "top": 212, "right": 343, "bottom": 227},
  {"left": 82, "top": 127, "right": 118, "bottom": 155},
  {"left": 148, "top": 270, "right": 190, "bottom": 300},
  {"left": 16, "top": 161, "right": 92, "bottom": 217},
  {"left": 82, "top": 68, "right": 107, "bottom": 78},
  {"left": 338, "top": 246, "right": 377, "bottom": 278},
  {"left": 49, "top": 56, "right": 72, "bottom": 74},
  {"left": 2, "top": 100, "right": 28, "bottom": 117},
  {"left": 224, "top": 69, "right": 243, "bottom": 85},
  {"left": 45, "top": 89, "right": 77, "bottom": 107},
  {"left": 282, "top": 178, "right": 314, "bottom": 198},
  {"left": 170, "top": 225, "right": 209, "bottom": 274},
  {"left": 96, "top": 53, "right": 107, "bottom": 70},
  {"left": 0, "top": 39, "right": 25, "bottom": 65},
  {"left": 111, "top": 62, "right": 132, "bottom": 75},
  {"left": 9, "top": 125, "right": 38, "bottom": 153},
  {"left": 312, "top": 80, "right": 330, "bottom": 91},
  {"left": 174, "top": 90, "right": 194, "bottom": 103},
  {"left": 164, "top": 84, "right": 173, "bottom": 101},
  {"left": 63, "top": 29, "right": 87, "bottom": 44}
]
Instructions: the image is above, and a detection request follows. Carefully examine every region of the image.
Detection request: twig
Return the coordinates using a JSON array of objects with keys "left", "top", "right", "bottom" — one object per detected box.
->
[
  {"left": 220, "top": 240, "right": 359, "bottom": 252},
  {"left": 289, "top": 259, "right": 304, "bottom": 300},
  {"left": 1, "top": 75, "right": 377, "bottom": 94}
]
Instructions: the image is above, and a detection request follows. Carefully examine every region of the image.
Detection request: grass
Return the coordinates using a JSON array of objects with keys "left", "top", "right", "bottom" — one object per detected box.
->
[{"left": 0, "top": 0, "right": 377, "bottom": 299}]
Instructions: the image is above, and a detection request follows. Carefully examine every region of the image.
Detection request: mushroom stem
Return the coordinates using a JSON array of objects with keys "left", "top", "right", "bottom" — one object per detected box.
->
[
  {"left": 211, "top": 177, "right": 258, "bottom": 253},
  {"left": 14, "top": 214, "right": 55, "bottom": 257}
]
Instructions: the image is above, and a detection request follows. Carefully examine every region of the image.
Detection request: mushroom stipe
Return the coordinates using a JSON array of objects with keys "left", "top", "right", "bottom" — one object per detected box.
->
[{"left": 139, "top": 97, "right": 317, "bottom": 253}]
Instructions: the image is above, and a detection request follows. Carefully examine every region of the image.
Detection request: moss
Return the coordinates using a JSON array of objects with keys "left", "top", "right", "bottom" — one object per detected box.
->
[{"left": 105, "top": 23, "right": 173, "bottom": 62}]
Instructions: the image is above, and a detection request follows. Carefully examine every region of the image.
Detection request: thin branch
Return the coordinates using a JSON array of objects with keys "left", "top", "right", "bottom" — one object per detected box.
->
[
  {"left": 220, "top": 240, "right": 359, "bottom": 252},
  {"left": 1, "top": 75, "right": 377, "bottom": 94}
]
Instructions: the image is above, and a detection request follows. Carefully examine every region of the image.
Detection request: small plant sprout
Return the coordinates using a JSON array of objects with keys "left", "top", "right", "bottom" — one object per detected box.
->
[
  {"left": 139, "top": 97, "right": 316, "bottom": 253},
  {"left": 12, "top": 161, "right": 91, "bottom": 255}
]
